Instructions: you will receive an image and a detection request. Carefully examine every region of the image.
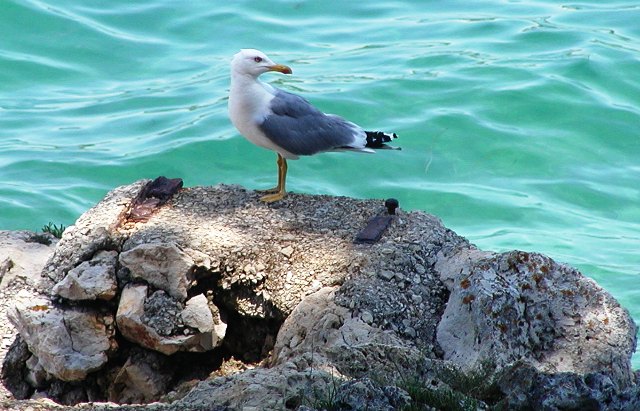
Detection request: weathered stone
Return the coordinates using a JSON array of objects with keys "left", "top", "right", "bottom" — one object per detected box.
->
[
  {"left": 271, "top": 287, "right": 422, "bottom": 384},
  {"left": 142, "top": 290, "right": 183, "bottom": 336},
  {"left": 328, "top": 378, "right": 411, "bottom": 411},
  {"left": 0, "top": 230, "right": 57, "bottom": 289},
  {"left": 1, "top": 336, "right": 33, "bottom": 400},
  {"left": 378, "top": 270, "right": 394, "bottom": 281},
  {"left": 119, "top": 242, "right": 195, "bottom": 301},
  {"left": 108, "top": 348, "right": 172, "bottom": 404},
  {"left": 435, "top": 249, "right": 637, "bottom": 388},
  {"left": 116, "top": 284, "right": 223, "bottom": 355},
  {"left": 42, "top": 180, "right": 148, "bottom": 284},
  {"left": 178, "top": 366, "right": 335, "bottom": 410},
  {"left": 116, "top": 284, "right": 183, "bottom": 355},
  {"left": 1, "top": 182, "right": 637, "bottom": 410},
  {"left": 52, "top": 250, "right": 118, "bottom": 301},
  {"left": 181, "top": 294, "right": 214, "bottom": 333},
  {"left": 179, "top": 367, "right": 410, "bottom": 411},
  {"left": 496, "top": 360, "right": 621, "bottom": 410},
  {"left": 25, "top": 355, "right": 49, "bottom": 389},
  {"left": 280, "top": 245, "right": 294, "bottom": 258},
  {"left": 7, "top": 290, "right": 114, "bottom": 381}
]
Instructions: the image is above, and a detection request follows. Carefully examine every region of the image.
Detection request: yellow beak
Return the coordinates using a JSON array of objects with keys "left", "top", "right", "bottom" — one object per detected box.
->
[{"left": 268, "top": 64, "right": 292, "bottom": 74}]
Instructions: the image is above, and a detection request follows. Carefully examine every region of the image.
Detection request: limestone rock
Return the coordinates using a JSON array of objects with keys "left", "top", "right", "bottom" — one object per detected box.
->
[
  {"left": 0, "top": 230, "right": 57, "bottom": 288},
  {"left": 108, "top": 348, "right": 172, "bottom": 404},
  {"left": 119, "top": 242, "right": 195, "bottom": 301},
  {"left": 178, "top": 366, "right": 336, "bottom": 410},
  {"left": 435, "top": 249, "right": 637, "bottom": 388},
  {"left": 1, "top": 336, "right": 33, "bottom": 400},
  {"left": 496, "top": 360, "right": 622, "bottom": 410},
  {"left": 272, "top": 287, "right": 409, "bottom": 371},
  {"left": 115, "top": 284, "right": 224, "bottom": 355},
  {"left": 272, "top": 287, "right": 439, "bottom": 387},
  {"left": 179, "top": 368, "right": 409, "bottom": 411},
  {"left": 7, "top": 290, "right": 115, "bottom": 381},
  {"left": 25, "top": 355, "right": 49, "bottom": 389},
  {"left": 1, "top": 181, "right": 637, "bottom": 410},
  {"left": 52, "top": 250, "right": 118, "bottom": 301},
  {"left": 326, "top": 378, "right": 411, "bottom": 411},
  {"left": 181, "top": 294, "right": 227, "bottom": 343},
  {"left": 42, "top": 180, "right": 149, "bottom": 284},
  {"left": 181, "top": 294, "right": 213, "bottom": 332}
]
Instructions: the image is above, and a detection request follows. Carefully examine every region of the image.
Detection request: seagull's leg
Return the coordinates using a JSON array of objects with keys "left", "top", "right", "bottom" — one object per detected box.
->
[
  {"left": 256, "top": 154, "right": 282, "bottom": 194},
  {"left": 260, "top": 154, "right": 287, "bottom": 202}
]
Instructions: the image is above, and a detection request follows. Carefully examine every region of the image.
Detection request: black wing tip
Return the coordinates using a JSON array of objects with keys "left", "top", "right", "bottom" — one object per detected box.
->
[{"left": 365, "top": 131, "right": 399, "bottom": 149}]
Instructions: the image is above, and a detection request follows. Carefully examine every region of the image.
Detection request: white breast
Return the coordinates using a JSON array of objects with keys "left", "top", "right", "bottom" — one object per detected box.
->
[{"left": 228, "top": 76, "right": 298, "bottom": 159}]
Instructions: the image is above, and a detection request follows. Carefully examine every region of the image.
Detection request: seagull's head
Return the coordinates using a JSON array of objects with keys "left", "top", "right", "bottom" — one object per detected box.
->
[{"left": 231, "top": 49, "right": 292, "bottom": 78}]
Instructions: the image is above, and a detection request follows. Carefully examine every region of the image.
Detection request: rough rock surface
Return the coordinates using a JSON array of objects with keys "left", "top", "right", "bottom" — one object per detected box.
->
[
  {"left": 0, "top": 231, "right": 58, "bottom": 404},
  {"left": 7, "top": 291, "right": 116, "bottom": 382},
  {"left": 52, "top": 250, "right": 118, "bottom": 301},
  {"left": 436, "top": 248, "right": 637, "bottom": 385},
  {"left": 119, "top": 243, "right": 196, "bottom": 301},
  {"left": 115, "top": 284, "right": 225, "bottom": 355},
  {"left": 0, "top": 181, "right": 638, "bottom": 410},
  {"left": 0, "top": 231, "right": 57, "bottom": 289},
  {"left": 41, "top": 181, "right": 148, "bottom": 285}
]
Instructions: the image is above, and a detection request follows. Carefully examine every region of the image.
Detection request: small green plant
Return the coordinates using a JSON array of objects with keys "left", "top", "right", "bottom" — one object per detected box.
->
[
  {"left": 42, "top": 222, "right": 66, "bottom": 239},
  {"left": 399, "top": 360, "right": 503, "bottom": 411},
  {"left": 401, "top": 377, "right": 483, "bottom": 411},
  {"left": 299, "top": 369, "right": 342, "bottom": 411},
  {"left": 438, "top": 359, "right": 501, "bottom": 403}
]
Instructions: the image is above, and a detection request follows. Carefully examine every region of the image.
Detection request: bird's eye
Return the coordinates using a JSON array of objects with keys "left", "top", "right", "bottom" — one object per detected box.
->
[{"left": 254, "top": 56, "right": 263, "bottom": 63}]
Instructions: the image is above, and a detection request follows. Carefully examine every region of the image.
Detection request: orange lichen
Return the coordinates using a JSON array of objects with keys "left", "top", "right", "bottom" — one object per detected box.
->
[
  {"left": 462, "top": 295, "right": 475, "bottom": 304},
  {"left": 532, "top": 273, "right": 543, "bottom": 285}
]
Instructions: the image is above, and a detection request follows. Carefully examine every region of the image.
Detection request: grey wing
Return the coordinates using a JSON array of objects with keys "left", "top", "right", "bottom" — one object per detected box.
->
[{"left": 259, "top": 90, "right": 365, "bottom": 156}]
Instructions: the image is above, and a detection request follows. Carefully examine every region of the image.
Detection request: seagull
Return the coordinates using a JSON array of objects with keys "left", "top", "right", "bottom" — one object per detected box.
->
[{"left": 228, "top": 48, "right": 398, "bottom": 202}]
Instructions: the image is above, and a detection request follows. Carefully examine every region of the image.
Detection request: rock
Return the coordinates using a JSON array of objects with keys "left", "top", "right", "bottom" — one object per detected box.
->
[
  {"left": 271, "top": 287, "right": 426, "bottom": 386},
  {"left": 52, "top": 250, "right": 118, "bottom": 301},
  {"left": 42, "top": 180, "right": 148, "bottom": 284},
  {"left": 0, "top": 230, "right": 57, "bottom": 288},
  {"left": 0, "top": 231, "right": 57, "bottom": 403},
  {"left": 496, "top": 360, "right": 620, "bottom": 410},
  {"left": 280, "top": 245, "right": 294, "bottom": 258},
  {"left": 360, "top": 310, "right": 374, "bottom": 324},
  {"left": 378, "top": 270, "right": 394, "bottom": 281},
  {"left": 116, "top": 284, "right": 224, "bottom": 355},
  {"left": 435, "top": 249, "right": 637, "bottom": 388},
  {"left": 1, "top": 181, "right": 637, "bottom": 410},
  {"left": 178, "top": 366, "right": 333, "bottom": 410},
  {"left": 24, "top": 355, "right": 49, "bottom": 389},
  {"left": 116, "top": 284, "right": 184, "bottom": 355},
  {"left": 327, "top": 378, "right": 411, "bottom": 411},
  {"left": 108, "top": 348, "right": 172, "bottom": 404},
  {"left": 119, "top": 242, "right": 195, "bottom": 301},
  {"left": 7, "top": 291, "right": 115, "bottom": 381},
  {"left": 1, "top": 336, "right": 33, "bottom": 400},
  {"left": 143, "top": 290, "right": 184, "bottom": 336},
  {"left": 181, "top": 294, "right": 227, "bottom": 343}
]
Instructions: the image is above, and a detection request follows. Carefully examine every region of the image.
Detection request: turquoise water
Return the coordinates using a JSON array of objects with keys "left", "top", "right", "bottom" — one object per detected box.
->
[{"left": 1, "top": 1, "right": 639, "bottom": 366}]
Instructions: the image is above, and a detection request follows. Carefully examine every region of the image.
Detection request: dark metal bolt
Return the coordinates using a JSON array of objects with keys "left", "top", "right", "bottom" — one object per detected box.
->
[{"left": 385, "top": 198, "right": 399, "bottom": 215}]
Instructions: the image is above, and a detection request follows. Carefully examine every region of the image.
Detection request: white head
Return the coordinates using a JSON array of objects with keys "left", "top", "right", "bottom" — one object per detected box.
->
[{"left": 231, "top": 49, "right": 292, "bottom": 78}]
